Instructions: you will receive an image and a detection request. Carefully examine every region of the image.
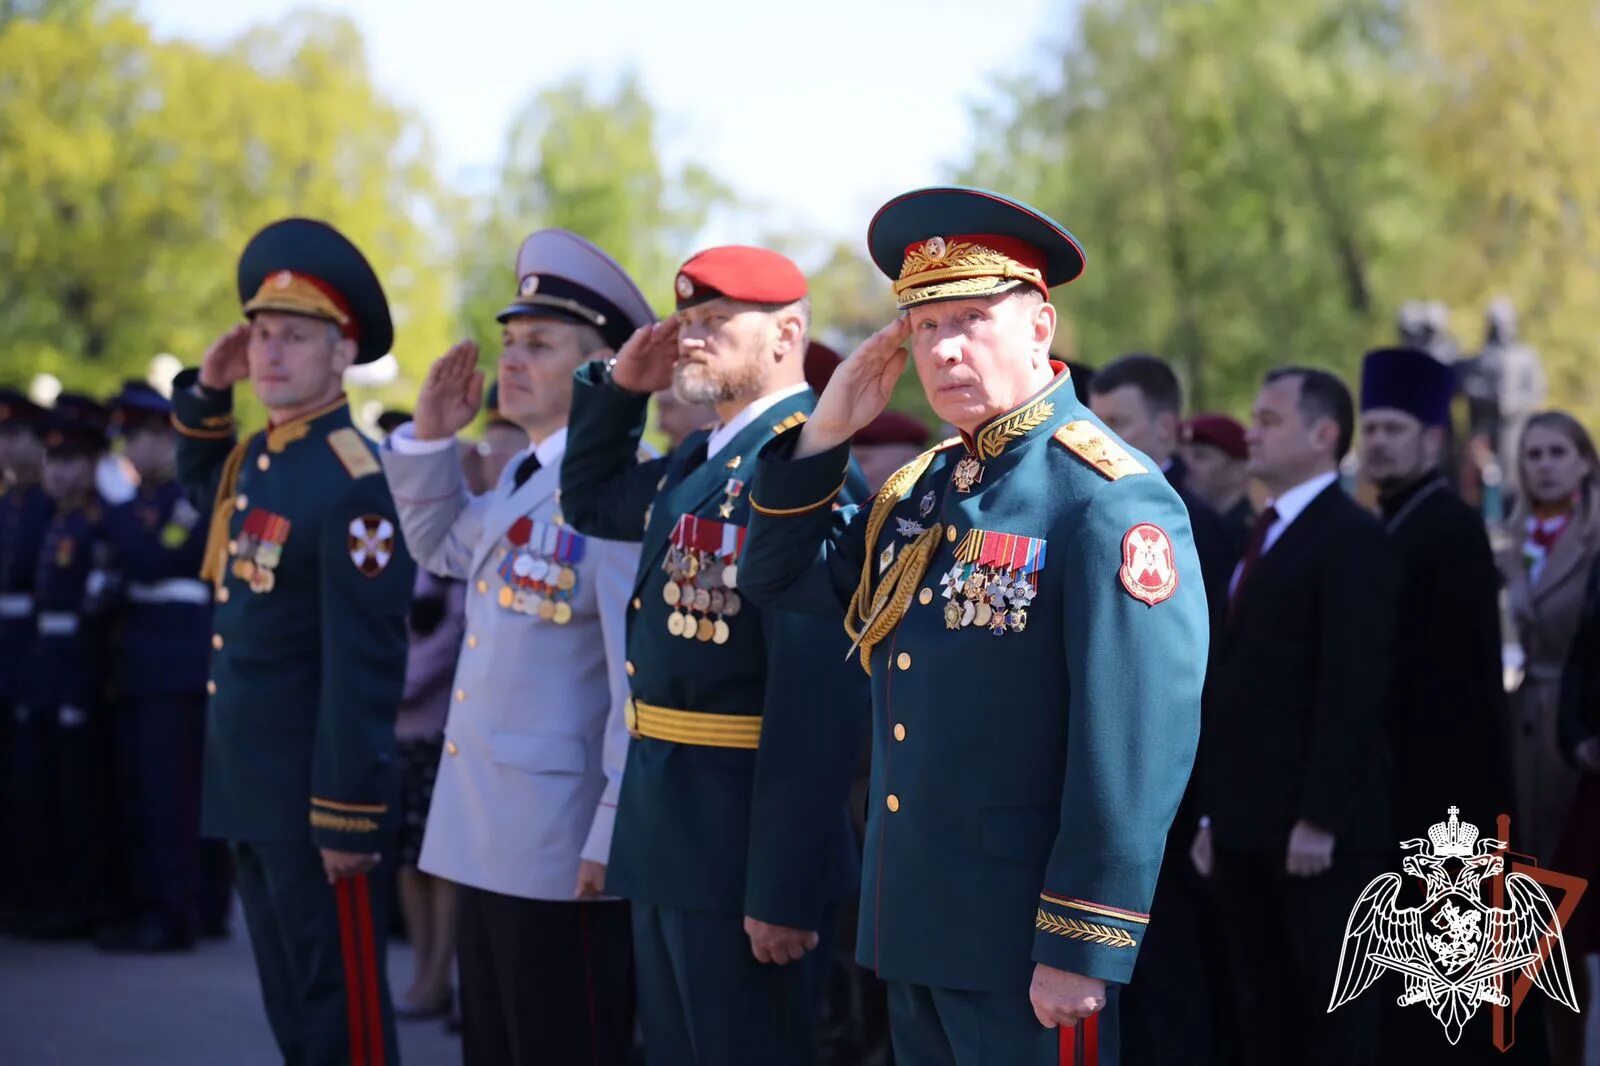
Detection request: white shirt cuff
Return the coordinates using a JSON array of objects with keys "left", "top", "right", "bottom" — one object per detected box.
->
[{"left": 387, "top": 422, "right": 456, "bottom": 455}]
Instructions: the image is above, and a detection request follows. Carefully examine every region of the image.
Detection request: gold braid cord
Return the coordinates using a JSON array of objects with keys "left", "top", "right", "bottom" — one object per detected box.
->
[
  {"left": 199, "top": 434, "right": 256, "bottom": 585},
  {"left": 1034, "top": 910, "right": 1138, "bottom": 948},
  {"left": 844, "top": 446, "right": 945, "bottom": 675}
]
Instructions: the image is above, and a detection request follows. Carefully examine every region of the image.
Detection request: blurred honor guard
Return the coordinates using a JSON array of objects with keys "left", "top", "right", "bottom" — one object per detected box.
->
[
  {"left": 739, "top": 187, "right": 1207, "bottom": 1066},
  {"left": 16, "top": 396, "right": 115, "bottom": 937},
  {"left": 172, "top": 219, "right": 414, "bottom": 1066},
  {"left": 382, "top": 229, "right": 651, "bottom": 1065},
  {"left": 96, "top": 381, "right": 224, "bottom": 952},
  {"left": 0, "top": 387, "right": 51, "bottom": 925},
  {"left": 561, "top": 245, "right": 871, "bottom": 1064}
]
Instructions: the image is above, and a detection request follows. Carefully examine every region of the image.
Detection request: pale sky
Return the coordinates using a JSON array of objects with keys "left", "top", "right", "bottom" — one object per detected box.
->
[{"left": 139, "top": 0, "right": 1069, "bottom": 245}]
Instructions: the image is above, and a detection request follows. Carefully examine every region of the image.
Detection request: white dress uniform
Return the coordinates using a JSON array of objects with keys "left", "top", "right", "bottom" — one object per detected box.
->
[{"left": 380, "top": 226, "right": 657, "bottom": 1066}]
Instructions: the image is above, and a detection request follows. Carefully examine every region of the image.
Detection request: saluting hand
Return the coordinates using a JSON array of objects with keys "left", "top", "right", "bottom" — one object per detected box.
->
[
  {"left": 610, "top": 318, "right": 682, "bottom": 394},
  {"left": 743, "top": 916, "right": 819, "bottom": 965},
  {"left": 414, "top": 340, "right": 484, "bottom": 442},
  {"left": 795, "top": 315, "right": 912, "bottom": 458},
  {"left": 1285, "top": 819, "right": 1336, "bottom": 877},
  {"left": 1030, "top": 964, "right": 1106, "bottom": 1029},
  {"left": 198, "top": 323, "right": 251, "bottom": 391}
]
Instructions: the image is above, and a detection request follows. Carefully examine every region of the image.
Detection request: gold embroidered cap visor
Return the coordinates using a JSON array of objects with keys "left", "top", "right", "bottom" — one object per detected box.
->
[
  {"left": 867, "top": 186, "right": 1087, "bottom": 310},
  {"left": 236, "top": 217, "right": 393, "bottom": 364}
]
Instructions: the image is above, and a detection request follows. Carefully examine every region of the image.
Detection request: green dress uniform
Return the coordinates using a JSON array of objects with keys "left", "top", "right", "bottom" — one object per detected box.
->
[
  {"left": 560, "top": 245, "right": 871, "bottom": 1065},
  {"left": 173, "top": 218, "right": 414, "bottom": 1066},
  {"left": 738, "top": 188, "right": 1208, "bottom": 1066}
]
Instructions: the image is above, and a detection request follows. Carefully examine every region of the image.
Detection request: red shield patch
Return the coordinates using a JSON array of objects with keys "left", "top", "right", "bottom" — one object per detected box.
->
[{"left": 1119, "top": 523, "right": 1178, "bottom": 606}]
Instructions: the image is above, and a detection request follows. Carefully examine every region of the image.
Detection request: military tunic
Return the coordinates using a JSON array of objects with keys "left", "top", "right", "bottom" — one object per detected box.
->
[
  {"left": 173, "top": 371, "right": 413, "bottom": 1065},
  {"left": 740, "top": 372, "right": 1206, "bottom": 1061},
  {"left": 0, "top": 480, "right": 51, "bottom": 920},
  {"left": 561, "top": 365, "right": 871, "bottom": 1063}
]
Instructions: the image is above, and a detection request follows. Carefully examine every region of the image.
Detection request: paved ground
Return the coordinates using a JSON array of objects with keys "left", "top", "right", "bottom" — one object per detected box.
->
[{"left": 0, "top": 904, "right": 459, "bottom": 1065}]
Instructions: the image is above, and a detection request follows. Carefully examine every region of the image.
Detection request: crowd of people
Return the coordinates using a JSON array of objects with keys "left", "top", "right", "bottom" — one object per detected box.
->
[{"left": 0, "top": 183, "right": 1598, "bottom": 1066}]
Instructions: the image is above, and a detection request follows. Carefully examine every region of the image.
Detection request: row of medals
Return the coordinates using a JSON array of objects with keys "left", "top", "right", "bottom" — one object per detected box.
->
[
  {"left": 661, "top": 545, "right": 742, "bottom": 645},
  {"left": 499, "top": 552, "right": 577, "bottom": 625},
  {"left": 939, "top": 562, "right": 1036, "bottom": 634}
]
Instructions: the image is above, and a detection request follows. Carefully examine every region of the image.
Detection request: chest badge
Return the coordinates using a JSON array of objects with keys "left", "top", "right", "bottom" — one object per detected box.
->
[
  {"left": 1119, "top": 523, "right": 1178, "bottom": 606},
  {"left": 895, "top": 517, "right": 926, "bottom": 538},
  {"left": 918, "top": 490, "right": 937, "bottom": 518},
  {"left": 233, "top": 509, "right": 291, "bottom": 593},
  {"left": 952, "top": 456, "right": 983, "bottom": 493}
]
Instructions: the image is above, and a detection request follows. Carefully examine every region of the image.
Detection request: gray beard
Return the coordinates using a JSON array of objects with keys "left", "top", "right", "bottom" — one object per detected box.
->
[{"left": 673, "top": 361, "right": 764, "bottom": 407}]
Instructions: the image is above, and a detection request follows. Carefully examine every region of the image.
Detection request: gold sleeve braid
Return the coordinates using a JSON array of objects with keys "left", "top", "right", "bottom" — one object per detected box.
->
[{"left": 842, "top": 445, "right": 946, "bottom": 675}]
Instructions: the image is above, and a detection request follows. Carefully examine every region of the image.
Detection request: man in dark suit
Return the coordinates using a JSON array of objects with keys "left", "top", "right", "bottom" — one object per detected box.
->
[
  {"left": 1193, "top": 367, "right": 1398, "bottom": 1066},
  {"left": 1088, "top": 353, "right": 1238, "bottom": 1065}
]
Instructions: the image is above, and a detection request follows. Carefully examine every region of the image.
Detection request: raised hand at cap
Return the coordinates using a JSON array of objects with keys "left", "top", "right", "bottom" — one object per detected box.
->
[
  {"left": 610, "top": 318, "right": 681, "bottom": 395},
  {"left": 796, "top": 315, "right": 912, "bottom": 458},
  {"left": 198, "top": 324, "right": 252, "bottom": 391},
  {"left": 414, "top": 340, "right": 484, "bottom": 442}
]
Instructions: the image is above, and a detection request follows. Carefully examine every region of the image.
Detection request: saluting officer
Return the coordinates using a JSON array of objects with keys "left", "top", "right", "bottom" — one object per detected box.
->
[
  {"left": 561, "top": 246, "right": 871, "bottom": 1065},
  {"left": 739, "top": 187, "right": 1208, "bottom": 1066},
  {"left": 172, "top": 218, "right": 415, "bottom": 1066},
  {"left": 381, "top": 229, "right": 652, "bottom": 1065},
  {"left": 17, "top": 396, "right": 116, "bottom": 938},
  {"left": 0, "top": 388, "right": 52, "bottom": 926},
  {"left": 96, "top": 381, "right": 226, "bottom": 952}
]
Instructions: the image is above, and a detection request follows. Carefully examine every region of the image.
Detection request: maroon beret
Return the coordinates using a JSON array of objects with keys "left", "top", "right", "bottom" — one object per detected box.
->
[
  {"left": 1183, "top": 413, "right": 1247, "bottom": 460},
  {"left": 855, "top": 409, "right": 932, "bottom": 448},
  {"left": 804, "top": 341, "right": 841, "bottom": 394},
  {"left": 674, "top": 246, "right": 807, "bottom": 310}
]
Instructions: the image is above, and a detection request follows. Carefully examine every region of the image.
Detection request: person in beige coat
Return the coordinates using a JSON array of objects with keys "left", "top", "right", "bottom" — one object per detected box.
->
[{"left": 1496, "top": 411, "right": 1600, "bottom": 871}]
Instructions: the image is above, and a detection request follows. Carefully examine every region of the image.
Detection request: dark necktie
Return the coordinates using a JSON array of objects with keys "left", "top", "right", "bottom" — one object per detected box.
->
[
  {"left": 512, "top": 452, "right": 541, "bottom": 489},
  {"left": 1228, "top": 505, "right": 1279, "bottom": 616}
]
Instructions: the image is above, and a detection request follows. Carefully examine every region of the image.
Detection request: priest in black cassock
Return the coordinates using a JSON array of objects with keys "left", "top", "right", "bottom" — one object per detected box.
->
[{"left": 1359, "top": 347, "right": 1533, "bottom": 1063}]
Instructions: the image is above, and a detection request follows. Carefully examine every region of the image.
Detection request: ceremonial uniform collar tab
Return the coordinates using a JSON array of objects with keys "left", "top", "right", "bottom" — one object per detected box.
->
[
  {"left": 962, "top": 369, "right": 1072, "bottom": 461},
  {"left": 264, "top": 395, "right": 349, "bottom": 452}
]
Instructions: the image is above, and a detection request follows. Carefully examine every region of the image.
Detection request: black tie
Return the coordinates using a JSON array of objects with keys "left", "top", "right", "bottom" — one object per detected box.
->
[{"left": 512, "top": 452, "right": 541, "bottom": 489}]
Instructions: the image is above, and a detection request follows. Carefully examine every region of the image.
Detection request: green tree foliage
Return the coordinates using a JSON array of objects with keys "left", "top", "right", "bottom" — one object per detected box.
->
[{"left": 0, "top": 3, "right": 453, "bottom": 416}]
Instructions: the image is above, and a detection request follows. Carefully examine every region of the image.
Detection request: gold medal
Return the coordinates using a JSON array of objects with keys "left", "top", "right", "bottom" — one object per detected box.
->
[
  {"left": 556, "top": 567, "right": 576, "bottom": 591},
  {"left": 713, "top": 619, "right": 730, "bottom": 645},
  {"left": 233, "top": 558, "right": 255, "bottom": 581},
  {"left": 944, "top": 599, "right": 961, "bottom": 629},
  {"left": 696, "top": 618, "right": 714, "bottom": 642},
  {"left": 684, "top": 553, "right": 700, "bottom": 579},
  {"left": 498, "top": 586, "right": 514, "bottom": 609},
  {"left": 668, "top": 611, "right": 685, "bottom": 636},
  {"left": 1009, "top": 607, "right": 1028, "bottom": 633},
  {"left": 682, "top": 616, "right": 698, "bottom": 640},
  {"left": 538, "top": 600, "right": 556, "bottom": 621},
  {"left": 663, "top": 581, "right": 681, "bottom": 606},
  {"left": 553, "top": 601, "right": 573, "bottom": 625},
  {"left": 974, "top": 601, "right": 993, "bottom": 629}
]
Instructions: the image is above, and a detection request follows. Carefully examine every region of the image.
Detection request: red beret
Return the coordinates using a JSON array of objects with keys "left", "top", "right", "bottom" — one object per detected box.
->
[
  {"left": 675, "top": 246, "right": 807, "bottom": 309},
  {"left": 1183, "top": 413, "right": 1247, "bottom": 460},
  {"left": 804, "top": 341, "right": 841, "bottom": 394},
  {"left": 854, "top": 409, "right": 931, "bottom": 448}
]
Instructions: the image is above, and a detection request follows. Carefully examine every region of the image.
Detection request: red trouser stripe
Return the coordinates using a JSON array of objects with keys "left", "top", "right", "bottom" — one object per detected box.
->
[
  {"left": 1058, "top": 1013, "right": 1099, "bottom": 1066},
  {"left": 351, "top": 874, "right": 386, "bottom": 1066},
  {"left": 335, "top": 879, "right": 369, "bottom": 1066}
]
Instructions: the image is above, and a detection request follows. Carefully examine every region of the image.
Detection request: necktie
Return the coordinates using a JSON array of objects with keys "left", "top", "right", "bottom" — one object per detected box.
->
[
  {"left": 512, "top": 452, "right": 541, "bottom": 489},
  {"left": 1228, "top": 505, "right": 1279, "bottom": 616}
]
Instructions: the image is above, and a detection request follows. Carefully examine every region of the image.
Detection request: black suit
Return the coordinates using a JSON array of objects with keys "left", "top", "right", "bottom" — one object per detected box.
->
[
  {"left": 1198, "top": 480, "right": 1399, "bottom": 1066},
  {"left": 1121, "top": 456, "right": 1240, "bottom": 1066}
]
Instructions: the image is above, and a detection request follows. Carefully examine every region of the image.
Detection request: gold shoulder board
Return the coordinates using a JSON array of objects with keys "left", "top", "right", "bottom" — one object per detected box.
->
[
  {"left": 771, "top": 411, "right": 809, "bottom": 435},
  {"left": 327, "top": 427, "right": 380, "bottom": 479},
  {"left": 1052, "top": 421, "right": 1147, "bottom": 481}
]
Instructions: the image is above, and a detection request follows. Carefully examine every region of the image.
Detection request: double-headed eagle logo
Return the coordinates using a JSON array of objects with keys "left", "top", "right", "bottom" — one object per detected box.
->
[{"left": 1328, "top": 807, "right": 1580, "bottom": 1044}]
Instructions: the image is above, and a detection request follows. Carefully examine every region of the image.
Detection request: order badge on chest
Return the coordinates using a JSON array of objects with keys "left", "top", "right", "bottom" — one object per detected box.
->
[
  {"left": 661, "top": 514, "right": 744, "bottom": 645},
  {"left": 498, "top": 515, "right": 584, "bottom": 624}
]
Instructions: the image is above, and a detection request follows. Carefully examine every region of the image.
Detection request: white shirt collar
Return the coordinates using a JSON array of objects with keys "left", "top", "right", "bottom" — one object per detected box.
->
[
  {"left": 530, "top": 426, "right": 568, "bottom": 470},
  {"left": 705, "top": 383, "right": 809, "bottom": 459},
  {"left": 1265, "top": 470, "right": 1339, "bottom": 545}
]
